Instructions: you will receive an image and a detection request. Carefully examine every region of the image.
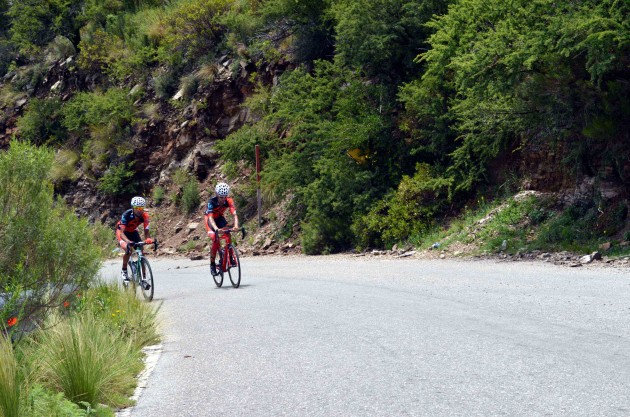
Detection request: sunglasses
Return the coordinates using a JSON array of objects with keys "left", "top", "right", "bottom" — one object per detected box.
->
[{"left": 132, "top": 206, "right": 145, "bottom": 211}]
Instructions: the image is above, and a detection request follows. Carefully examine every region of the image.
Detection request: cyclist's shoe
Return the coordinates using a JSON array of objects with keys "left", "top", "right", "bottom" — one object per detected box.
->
[
  {"left": 121, "top": 270, "right": 130, "bottom": 287},
  {"left": 210, "top": 263, "right": 218, "bottom": 276},
  {"left": 140, "top": 280, "right": 151, "bottom": 291}
]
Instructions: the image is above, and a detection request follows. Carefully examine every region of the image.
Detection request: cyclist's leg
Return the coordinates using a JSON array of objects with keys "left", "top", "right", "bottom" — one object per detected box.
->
[
  {"left": 117, "top": 228, "right": 132, "bottom": 281},
  {"left": 117, "top": 228, "right": 128, "bottom": 263},
  {"left": 126, "top": 231, "right": 144, "bottom": 275},
  {"left": 210, "top": 217, "right": 227, "bottom": 262}
]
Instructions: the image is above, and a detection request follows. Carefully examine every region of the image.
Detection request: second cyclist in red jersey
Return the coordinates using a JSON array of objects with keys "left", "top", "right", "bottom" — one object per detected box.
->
[{"left": 204, "top": 182, "right": 239, "bottom": 276}]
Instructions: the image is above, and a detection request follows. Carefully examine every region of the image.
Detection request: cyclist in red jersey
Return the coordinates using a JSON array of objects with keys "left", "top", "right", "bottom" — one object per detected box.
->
[
  {"left": 204, "top": 182, "right": 239, "bottom": 276},
  {"left": 116, "top": 196, "right": 153, "bottom": 284}
]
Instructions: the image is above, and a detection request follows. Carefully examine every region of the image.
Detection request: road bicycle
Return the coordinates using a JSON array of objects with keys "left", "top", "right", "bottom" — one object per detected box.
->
[
  {"left": 211, "top": 227, "right": 245, "bottom": 288},
  {"left": 126, "top": 240, "right": 158, "bottom": 301}
]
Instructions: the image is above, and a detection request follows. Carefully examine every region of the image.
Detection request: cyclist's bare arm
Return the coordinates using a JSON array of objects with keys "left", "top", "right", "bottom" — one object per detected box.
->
[{"left": 207, "top": 216, "right": 219, "bottom": 232}]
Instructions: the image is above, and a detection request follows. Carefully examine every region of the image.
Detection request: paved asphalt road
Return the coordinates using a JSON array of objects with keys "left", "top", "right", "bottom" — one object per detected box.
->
[{"left": 102, "top": 255, "right": 630, "bottom": 417}]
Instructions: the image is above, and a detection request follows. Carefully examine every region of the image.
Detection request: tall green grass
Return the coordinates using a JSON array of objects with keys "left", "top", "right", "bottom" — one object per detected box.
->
[
  {"left": 0, "top": 332, "right": 22, "bottom": 417},
  {"left": 29, "top": 281, "right": 159, "bottom": 410},
  {"left": 36, "top": 313, "right": 141, "bottom": 408},
  {"left": 81, "top": 281, "right": 160, "bottom": 350}
]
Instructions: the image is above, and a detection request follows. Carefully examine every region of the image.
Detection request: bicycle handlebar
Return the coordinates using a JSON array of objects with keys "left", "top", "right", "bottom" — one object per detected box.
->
[
  {"left": 129, "top": 240, "right": 159, "bottom": 251},
  {"left": 215, "top": 226, "right": 247, "bottom": 240}
]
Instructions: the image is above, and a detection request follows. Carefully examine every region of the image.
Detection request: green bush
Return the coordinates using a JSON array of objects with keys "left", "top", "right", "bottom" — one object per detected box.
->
[
  {"left": 17, "top": 98, "right": 66, "bottom": 145},
  {"left": 0, "top": 39, "right": 17, "bottom": 77},
  {"left": 91, "top": 221, "right": 117, "bottom": 260},
  {"left": 12, "top": 63, "right": 47, "bottom": 91},
  {"left": 155, "top": 0, "right": 232, "bottom": 63},
  {"left": 171, "top": 167, "right": 189, "bottom": 188},
  {"left": 7, "top": 0, "right": 80, "bottom": 55},
  {"left": 181, "top": 180, "right": 200, "bottom": 214},
  {"left": 153, "top": 70, "right": 178, "bottom": 100},
  {"left": 62, "top": 89, "right": 135, "bottom": 134},
  {"left": 353, "top": 163, "right": 452, "bottom": 249},
  {"left": 0, "top": 141, "right": 103, "bottom": 333},
  {"left": 97, "top": 162, "right": 135, "bottom": 196},
  {"left": 332, "top": 0, "right": 448, "bottom": 79},
  {"left": 152, "top": 186, "right": 166, "bottom": 206},
  {"left": 62, "top": 88, "right": 136, "bottom": 172},
  {"left": 23, "top": 384, "right": 113, "bottom": 417},
  {"left": 219, "top": 60, "right": 397, "bottom": 253}
]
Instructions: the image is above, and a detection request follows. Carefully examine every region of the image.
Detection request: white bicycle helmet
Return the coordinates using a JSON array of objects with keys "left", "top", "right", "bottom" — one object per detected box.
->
[
  {"left": 215, "top": 182, "right": 230, "bottom": 197},
  {"left": 131, "top": 196, "right": 146, "bottom": 207}
]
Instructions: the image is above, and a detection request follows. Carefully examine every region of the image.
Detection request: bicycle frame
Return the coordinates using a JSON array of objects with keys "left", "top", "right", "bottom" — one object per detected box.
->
[
  {"left": 211, "top": 227, "right": 245, "bottom": 288},
  {"left": 128, "top": 245, "right": 145, "bottom": 282},
  {"left": 215, "top": 230, "right": 235, "bottom": 273},
  {"left": 126, "top": 241, "right": 157, "bottom": 301}
]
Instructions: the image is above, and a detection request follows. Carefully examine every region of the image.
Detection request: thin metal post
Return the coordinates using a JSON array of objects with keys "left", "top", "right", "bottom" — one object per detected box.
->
[{"left": 256, "top": 144, "right": 262, "bottom": 227}]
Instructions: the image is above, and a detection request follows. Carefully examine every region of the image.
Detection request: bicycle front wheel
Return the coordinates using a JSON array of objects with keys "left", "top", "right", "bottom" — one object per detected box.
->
[
  {"left": 227, "top": 245, "right": 241, "bottom": 288},
  {"left": 212, "top": 252, "right": 223, "bottom": 287},
  {"left": 140, "top": 257, "right": 154, "bottom": 301}
]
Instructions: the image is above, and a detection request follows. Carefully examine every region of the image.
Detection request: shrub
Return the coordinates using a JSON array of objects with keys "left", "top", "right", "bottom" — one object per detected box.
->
[
  {"left": 152, "top": 186, "right": 166, "bottom": 206},
  {"left": 181, "top": 180, "right": 200, "bottom": 213},
  {"left": 156, "top": 0, "right": 232, "bottom": 63},
  {"left": 0, "top": 39, "right": 17, "bottom": 77},
  {"left": 77, "top": 27, "right": 127, "bottom": 74},
  {"left": 97, "top": 163, "right": 136, "bottom": 196},
  {"left": 535, "top": 202, "right": 601, "bottom": 251},
  {"left": 353, "top": 164, "right": 452, "bottom": 249},
  {"left": 92, "top": 221, "right": 117, "bottom": 260},
  {"left": 16, "top": 98, "right": 66, "bottom": 145},
  {"left": 153, "top": 70, "right": 178, "bottom": 100},
  {"left": 62, "top": 89, "right": 135, "bottom": 135},
  {"left": 171, "top": 167, "right": 189, "bottom": 188},
  {"left": 23, "top": 385, "right": 91, "bottom": 417},
  {"left": 0, "top": 141, "right": 103, "bottom": 333},
  {"left": 8, "top": 0, "right": 80, "bottom": 55}
]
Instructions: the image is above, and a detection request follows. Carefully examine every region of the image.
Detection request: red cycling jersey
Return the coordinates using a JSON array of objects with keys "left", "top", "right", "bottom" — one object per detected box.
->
[
  {"left": 204, "top": 196, "right": 236, "bottom": 219},
  {"left": 116, "top": 208, "right": 150, "bottom": 233}
]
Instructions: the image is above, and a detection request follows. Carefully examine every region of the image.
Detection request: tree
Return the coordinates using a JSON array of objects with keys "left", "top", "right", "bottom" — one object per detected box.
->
[{"left": 332, "top": 0, "right": 450, "bottom": 81}]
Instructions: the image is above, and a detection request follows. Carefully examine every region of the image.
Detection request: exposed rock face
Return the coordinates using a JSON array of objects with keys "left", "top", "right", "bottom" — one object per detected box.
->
[{"left": 520, "top": 141, "right": 628, "bottom": 204}]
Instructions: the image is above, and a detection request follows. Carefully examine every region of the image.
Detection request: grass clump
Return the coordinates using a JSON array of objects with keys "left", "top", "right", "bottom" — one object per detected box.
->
[
  {"left": 414, "top": 191, "right": 630, "bottom": 256},
  {"left": 0, "top": 280, "right": 159, "bottom": 415},
  {"left": 0, "top": 332, "right": 23, "bottom": 417},
  {"left": 80, "top": 281, "right": 160, "bottom": 350},
  {"left": 36, "top": 312, "right": 140, "bottom": 408}
]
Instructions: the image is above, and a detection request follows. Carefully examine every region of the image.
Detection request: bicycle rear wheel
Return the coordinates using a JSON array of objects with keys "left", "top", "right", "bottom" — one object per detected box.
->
[
  {"left": 227, "top": 245, "right": 241, "bottom": 288},
  {"left": 212, "top": 251, "right": 223, "bottom": 287},
  {"left": 139, "top": 257, "right": 154, "bottom": 301}
]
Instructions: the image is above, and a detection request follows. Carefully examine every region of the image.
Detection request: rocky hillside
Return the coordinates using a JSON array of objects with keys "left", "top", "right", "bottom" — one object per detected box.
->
[
  {"left": 1, "top": 0, "right": 628, "bottom": 257},
  {"left": 0, "top": 53, "right": 304, "bottom": 257}
]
